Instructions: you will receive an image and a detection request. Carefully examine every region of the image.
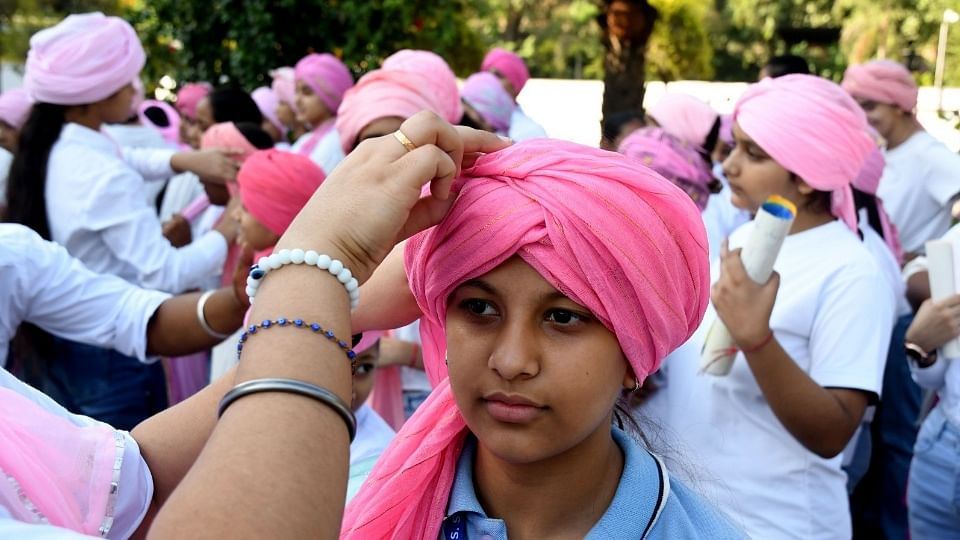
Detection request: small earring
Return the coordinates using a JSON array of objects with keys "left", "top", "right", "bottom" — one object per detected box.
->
[
  {"left": 631, "top": 378, "right": 640, "bottom": 393},
  {"left": 444, "top": 355, "right": 449, "bottom": 366}
]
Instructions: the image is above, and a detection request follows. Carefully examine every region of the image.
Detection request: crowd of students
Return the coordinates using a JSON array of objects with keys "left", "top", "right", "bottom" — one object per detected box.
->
[{"left": 0, "top": 11, "right": 958, "bottom": 539}]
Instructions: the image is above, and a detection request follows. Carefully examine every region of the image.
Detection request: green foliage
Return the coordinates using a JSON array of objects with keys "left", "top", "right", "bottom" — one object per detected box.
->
[{"left": 645, "top": 0, "right": 714, "bottom": 80}]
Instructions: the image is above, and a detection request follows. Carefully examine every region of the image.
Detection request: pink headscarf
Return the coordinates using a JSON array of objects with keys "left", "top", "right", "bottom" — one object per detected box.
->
[
  {"left": 24, "top": 12, "right": 145, "bottom": 106},
  {"left": 719, "top": 113, "right": 734, "bottom": 146},
  {"left": 294, "top": 53, "right": 354, "bottom": 115},
  {"left": 460, "top": 72, "right": 514, "bottom": 133},
  {"left": 734, "top": 74, "right": 875, "bottom": 233},
  {"left": 335, "top": 69, "right": 444, "bottom": 153},
  {"left": 647, "top": 93, "right": 719, "bottom": 152},
  {"left": 0, "top": 387, "right": 119, "bottom": 536},
  {"left": 0, "top": 88, "right": 33, "bottom": 130},
  {"left": 383, "top": 50, "right": 463, "bottom": 123},
  {"left": 270, "top": 67, "right": 298, "bottom": 113},
  {"left": 842, "top": 60, "right": 918, "bottom": 112},
  {"left": 237, "top": 149, "right": 325, "bottom": 237},
  {"left": 343, "top": 139, "right": 710, "bottom": 538},
  {"left": 176, "top": 82, "right": 212, "bottom": 120},
  {"left": 618, "top": 127, "right": 715, "bottom": 211},
  {"left": 138, "top": 100, "right": 181, "bottom": 146},
  {"left": 854, "top": 146, "right": 904, "bottom": 263},
  {"left": 201, "top": 122, "right": 260, "bottom": 161},
  {"left": 481, "top": 47, "right": 529, "bottom": 95},
  {"left": 251, "top": 86, "right": 284, "bottom": 134}
]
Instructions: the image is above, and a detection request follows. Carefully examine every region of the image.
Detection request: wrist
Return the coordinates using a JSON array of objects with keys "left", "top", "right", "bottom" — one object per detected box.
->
[
  {"left": 169, "top": 151, "right": 191, "bottom": 173},
  {"left": 408, "top": 342, "right": 420, "bottom": 368},
  {"left": 738, "top": 328, "right": 774, "bottom": 354}
]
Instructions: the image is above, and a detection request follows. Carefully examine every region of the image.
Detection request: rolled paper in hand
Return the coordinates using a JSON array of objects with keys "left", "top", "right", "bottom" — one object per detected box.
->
[
  {"left": 925, "top": 240, "right": 960, "bottom": 358},
  {"left": 700, "top": 195, "right": 797, "bottom": 376},
  {"left": 181, "top": 194, "right": 211, "bottom": 222}
]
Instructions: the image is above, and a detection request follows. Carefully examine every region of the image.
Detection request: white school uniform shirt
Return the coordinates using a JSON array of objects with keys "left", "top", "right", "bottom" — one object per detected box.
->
[
  {"left": 346, "top": 404, "right": 396, "bottom": 502},
  {"left": 392, "top": 320, "right": 432, "bottom": 393},
  {"left": 660, "top": 219, "right": 894, "bottom": 540},
  {"left": 507, "top": 106, "right": 547, "bottom": 142},
  {"left": 0, "top": 367, "right": 154, "bottom": 539},
  {"left": 290, "top": 126, "right": 345, "bottom": 175},
  {"left": 0, "top": 224, "right": 170, "bottom": 368},
  {"left": 45, "top": 123, "right": 227, "bottom": 293},
  {"left": 858, "top": 212, "right": 911, "bottom": 319},
  {"left": 879, "top": 130, "right": 960, "bottom": 254},
  {"left": 102, "top": 123, "right": 175, "bottom": 210}
]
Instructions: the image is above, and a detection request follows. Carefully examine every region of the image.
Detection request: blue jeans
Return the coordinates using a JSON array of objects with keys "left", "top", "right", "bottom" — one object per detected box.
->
[{"left": 908, "top": 406, "right": 960, "bottom": 539}]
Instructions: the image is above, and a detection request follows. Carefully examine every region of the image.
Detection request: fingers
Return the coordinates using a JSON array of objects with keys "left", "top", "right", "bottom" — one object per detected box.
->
[
  {"left": 392, "top": 144, "right": 459, "bottom": 201},
  {"left": 719, "top": 245, "right": 749, "bottom": 283},
  {"left": 454, "top": 125, "right": 511, "bottom": 155}
]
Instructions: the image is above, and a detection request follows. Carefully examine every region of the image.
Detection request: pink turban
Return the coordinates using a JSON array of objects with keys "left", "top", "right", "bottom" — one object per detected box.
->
[
  {"left": 618, "top": 127, "right": 715, "bottom": 211},
  {"left": 270, "top": 67, "right": 298, "bottom": 113},
  {"left": 0, "top": 89, "right": 33, "bottom": 130},
  {"left": 647, "top": 93, "right": 719, "bottom": 152},
  {"left": 481, "top": 47, "right": 529, "bottom": 95},
  {"left": 176, "top": 82, "right": 211, "bottom": 120},
  {"left": 201, "top": 122, "right": 260, "bottom": 162},
  {"left": 734, "top": 74, "right": 875, "bottom": 233},
  {"left": 854, "top": 146, "right": 904, "bottom": 263},
  {"left": 335, "top": 69, "right": 444, "bottom": 153},
  {"left": 237, "top": 149, "right": 325, "bottom": 237},
  {"left": 343, "top": 139, "right": 710, "bottom": 538},
  {"left": 294, "top": 53, "right": 354, "bottom": 115},
  {"left": 719, "top": 113, "right": 734, "bottom": 146},
  {"left": 251, "top": 86, "right": 284, "bottom": 134},
  {"left": 460, "top": 72, "right": 514, "bottom": 133},
  {"left": 138, "top": 100, "right": 181, "bottom": 146},
  {"left": 383, "top": 49, "right": 463, "bottom": 123},
  {"left": 842, "top": 60, "right": 918, "bottom": 112},
  {"left": 24, "top": 12, "right": 145, "bottom": 106}
]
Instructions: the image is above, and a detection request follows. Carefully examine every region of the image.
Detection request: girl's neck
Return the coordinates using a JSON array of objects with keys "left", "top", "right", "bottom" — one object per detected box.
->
[
  {"left": 63, "top": 107, "right": 103, "bottom": 132},
  {"left": 789, "top": 207, "right": 835, "bottom": 235},
  {"left": 473, "top": 422, "right": 624, "bottom": 540}
]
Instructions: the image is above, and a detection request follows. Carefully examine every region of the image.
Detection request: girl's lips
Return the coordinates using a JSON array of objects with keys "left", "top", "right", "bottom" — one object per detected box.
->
[{"left": 482, "top": 392, "right": 546, "bottom": 424}]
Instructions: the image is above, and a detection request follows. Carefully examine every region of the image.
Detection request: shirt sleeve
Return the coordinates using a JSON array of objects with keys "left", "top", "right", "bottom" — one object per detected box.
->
[
  {"left": 924, "top": 148, "right": 960, "bottom": 207},
  {"left": 808, "top": 265, "right": 894, "bottom": 397},
  {"left": 121, "top": 147, "right": 176, "bottom": 182},
  {"left": 22, "top": 232, "right": 171, "bottom": 362},
  {"left": 85, "top": 164, "right": 228, "bottom": 293}
]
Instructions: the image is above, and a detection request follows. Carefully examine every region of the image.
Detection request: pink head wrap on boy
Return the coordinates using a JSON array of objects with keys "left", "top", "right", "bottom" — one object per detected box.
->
[
  {"left": 734, "top": 74, "right": 875, "bottom": 233},
  {"left": 251, "top": 86, "right": 284, "bottom": 134},
  {"left": 647, "top": 93, "right": 719, "bottom": 152},
  {"left": 175, "top": 82, "right": 211, "bottom": 120},
  {"left": 481, "top": 47, "right": 529, "bottom": 96},
  {"left": 237, "top": 149, "right": 325, "bottom": 237},
  {"left": 618, "top": 127, "right": 715, "bottom": 211},
  {"left": 294, "top": 53, "right": 354, "bottom": 115},
  {"left": 343, "top": 139, "right": 710, "bottom": 539},
  {"left": 460, "top": 72, "right": 514, "bottom": 133},
  {"left": 0, "top": 89, "right": 34, "bottom": 130},
  {"left": 24, "top": 12, "right": 145, "bottom": 106},
  {"left": 383, "top": 49, "right": 463, "bottom": 123},
  {"left": 335, "top": 69, "right": 444, "bottom": 153},
  {"left": 841, "top": 60, "right": 918, "bottom": 112}
]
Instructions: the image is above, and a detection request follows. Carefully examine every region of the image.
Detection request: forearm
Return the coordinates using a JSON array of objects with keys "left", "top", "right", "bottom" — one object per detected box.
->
[
  {"left": 145, "top": 288, "right": 243, "bottom": 356},
  {"left": 351, "top": 243, "right": 420, "bottom": 333},
  {"left": 743, "top": 340, "right": 865, "bottom": 457}
]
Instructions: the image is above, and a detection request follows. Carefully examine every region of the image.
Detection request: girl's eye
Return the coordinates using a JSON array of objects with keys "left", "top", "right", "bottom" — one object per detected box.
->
[
  {"left": 545, "top": 309, "right": 587, "bottom": 326},
  {"left": 461, "top": 299, "right": 498, "bottom": 317},
  {"left": 354, "top": 363, "right": 376, "bottom": 375}
]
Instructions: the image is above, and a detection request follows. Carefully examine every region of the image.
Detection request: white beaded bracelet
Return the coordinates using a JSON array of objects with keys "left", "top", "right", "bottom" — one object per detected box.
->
[{"left": 245, "top": 249, "right": 360, "bottom": 310}]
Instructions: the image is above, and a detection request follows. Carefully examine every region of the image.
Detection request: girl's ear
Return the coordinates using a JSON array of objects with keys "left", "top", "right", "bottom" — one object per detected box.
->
[
  {"left": 793, "top": 174, "right": 815, "bottom": 196},
  {"left": 622, "top": 370, "right": 638, "bottom": 392}
]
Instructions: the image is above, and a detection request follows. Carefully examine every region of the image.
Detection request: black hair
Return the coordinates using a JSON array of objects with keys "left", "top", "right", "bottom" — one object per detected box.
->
[
  {"left": 143, "top": 105, "right": 171, "bottom": 128},
  {"left": 763, "top": 55, "right": 811, "bottom": 78},
  {"left": 209, "top": 87, "right": 263, "bottom": 125},
  {"left": 601, "top": 110, "right": 645, "bottom": 145},
  {"left": 853, "top": 187, "right": 886, "bottom": 241},
  {"left": 235, "top": 122, "right": 275, "bottom": 150},
  {"left": 700, "top": 116, "right": 721, "bottom": 164},
  {"left": 3, "top": 103, "right": 67, "bottom": 239}
]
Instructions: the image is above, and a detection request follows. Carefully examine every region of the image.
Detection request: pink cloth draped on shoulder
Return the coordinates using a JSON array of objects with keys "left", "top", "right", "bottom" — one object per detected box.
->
[{"left": 342, "top": 139, "right": 710, "bottom": 539}]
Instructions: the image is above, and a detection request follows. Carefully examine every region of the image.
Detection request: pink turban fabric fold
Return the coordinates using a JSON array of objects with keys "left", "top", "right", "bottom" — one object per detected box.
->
[
  {"left": 481, "top": 47, "right": 529, "bottom": 95},
  {"left": 383, "top": 49, "right": 463, "bottom": 123},
  {"left": 854, "top": 146, "right": 904, "bottom": 263},
  {"left": 294, "top": 53, "right": 354, "bottom": 115},
  {"left": 719, "top": 113, "right": 734, "bottom": 146},
  {"left": 176, "top": 82, "right": 211, "bottom": 120},
  {"left": 734, "top": 74, "right": 875, "bottom": 233},
  {"left": 138, "top": 100, "right": 181, "bottom": 146},
  {"left": 251, "top": 86, "right": 284, "bottom": 134},
  {"left": 0, "top": 89, "right": 33, "bottom": 130},
  {"left": 270, "top": 67, "right": 298, "bottom": 113},
  {"left": 842, "top": 60, "right": 918, "bottom": 112},
  {"left": 647, "top": 93, "right": 719, "bottom": 151},
  {"left": 618, "top": 127, "right": 715, "bottom": 211},
  {"left": 24, "top": 12, "right": 145, "bottom": 106},
  {"left": 201, "top": 122, "right": 260, "bottom": 161},
  {"left": 460, "top": 72, "right": 514, "bottom": 133},
  {"left": 237, "top": 149, "right": 325, "bottom": 237},
  {"left": 343, "top": 139, "right": 710, "bottom": 539},
  {"left": 335, "top": 69, "right": 445, "bottom": 153}
]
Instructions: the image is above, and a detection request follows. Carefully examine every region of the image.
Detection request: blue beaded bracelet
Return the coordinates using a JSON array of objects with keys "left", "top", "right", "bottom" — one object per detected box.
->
[{"left": 236, "top": 318, "right": 357, "bottom": 370}]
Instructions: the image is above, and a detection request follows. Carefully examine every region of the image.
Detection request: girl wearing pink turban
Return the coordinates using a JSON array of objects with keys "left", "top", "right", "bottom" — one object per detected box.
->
[
  {"left": 651, "top": 74, "right": 895, "bottom": 540},
  {"left": 480, "top": 47, "right": 548, "bottom": 141},
  {"left": 460, "top": 72, "right": 514, "bottom": 135},
  {"left": 342, "top": 139, "right": 744, "bottom": 538},
  {"left": 250, "top": 86, "right": 285, "bottom": 144},
  {"left": 270, "top": 67, "right": 306, "bottom": 143},
  {"left": 291, "top": 53, "right": 354, "bottom": 172},
  {"left": 646, "top": 92, "right": 720, "bottom": 162}
]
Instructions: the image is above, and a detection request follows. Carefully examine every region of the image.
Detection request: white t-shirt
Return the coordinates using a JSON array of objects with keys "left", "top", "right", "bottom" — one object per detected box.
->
[
  {"left": 103, "top": 123, "right": 176, "bottom": 210},
  {"left": 46, "top": 124, "right": 227, "bottom": 293},
  {"left": 652, "top": 220, "right": 894, "bottom": 540},
  {"left": 290, "top": 127, "right": 345, "bottom": 175},
  {"left": 508, "top": 107, "right": 547, "bottom": 142},
  {"left": 392, "top": 320, "right": 432, "bottom": 393},
  {"left": 0, "top": 224, "right": 170, "bottom": 368},
  {"left": 879, "top": 130, "right": 960, "bottom": 254},
  {"left": 858, "top": 213, "right": 910, "bottom": 318}
]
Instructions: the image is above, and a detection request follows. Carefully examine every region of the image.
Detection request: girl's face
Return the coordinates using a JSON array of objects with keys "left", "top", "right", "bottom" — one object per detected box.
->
[
  {"left": 853, "top": 98, "right": 904, "bottom": 143},
  {"left": 445, "top": 256, "right": 632, "bottom": 465},
  {"left": 233, "top": 202, "right": 279, "bottom": 251},
  {"left": 195, "top": 97, "right": 215, "bottom": 133},
  {"left": 99, "top": 83, "right": 136, "bottom": 124},
  {"left": 294, "top": 80, "right": 331, "bottom": 128},
  {"left": 723, "top": 122, "right": 808, "bottom": 212},
  {"left": 180, "top": 117, "right": 202, "bottom": 149},
  {"left": 350, "top": 343, "right": 380, "bottom": 412},
  {"left": 275, "top": 101, "right": 298, "bottom": 129}
]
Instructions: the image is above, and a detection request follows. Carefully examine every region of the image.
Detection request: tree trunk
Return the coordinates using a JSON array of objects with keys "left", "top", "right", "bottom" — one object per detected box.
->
[{"left": 602, "top": 34, "right": 648, "bottom": 121}]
